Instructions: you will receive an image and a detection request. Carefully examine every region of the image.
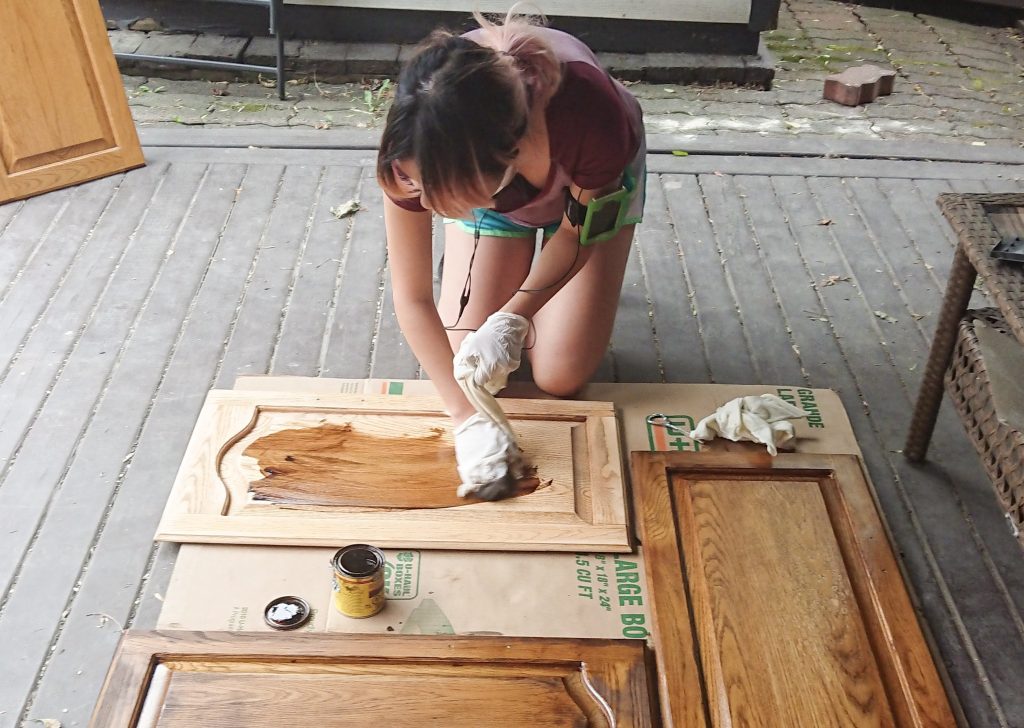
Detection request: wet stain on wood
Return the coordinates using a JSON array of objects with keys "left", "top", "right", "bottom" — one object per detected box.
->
[{"left": 244, "top": 423, "right": 542, "bottom": 508}]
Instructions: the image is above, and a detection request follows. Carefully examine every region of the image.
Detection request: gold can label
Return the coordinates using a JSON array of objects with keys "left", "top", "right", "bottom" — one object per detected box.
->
[{"left": 332, "top": 544, "right": 386, "bottom": 618}]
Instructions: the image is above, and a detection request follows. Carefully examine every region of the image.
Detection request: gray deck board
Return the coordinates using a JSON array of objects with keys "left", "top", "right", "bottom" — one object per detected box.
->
[
  {"left": 0, "top": 190, "right": 71, "bottom": 299},
  {"left": 25, "top": 162, "right": 287, "bottom": 724},
  {"left": 0, "top": 163, "right": 247, "bottom": 725},
  {"left": 1, "top": 140, "right": 1022, "bottom": 728},
  {"left": 0, "top": 177, "right": 119, "bottom": 381},
  {"left": 139, "top": 127, "right": 1024, "bottom": 166},
  {"left": 664, "top": 175, "right": 755, "bottom": 384},
  {"left": 610, "top": 209, "right": 662, "bottom": 383},
  {"left": 647, "top": 155, "right": 1024, "bottom": 181},
  {"left": 0, "top": 164, "right": 169, "bottom": 597},
  {"left": 634, "top": 175, "right": 709, "bottom": 383},
  {"left": 702, "top": 173, "right": 805, "bottom": 386},
  {"left": 321, "top": 167, "right": 389, "bottom": 379},
  {"left": 214, "top": 165, "right": 323, "bottom": 385},
  {"left": 273, "top": 165, "right": 361, "bottom": 377}
]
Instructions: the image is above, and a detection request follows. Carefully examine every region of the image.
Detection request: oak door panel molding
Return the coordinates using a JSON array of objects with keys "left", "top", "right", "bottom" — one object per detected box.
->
[
  {"left": 89, "top": 632, "right": 656, "bottom": 728},
  {"left": 0, "top": 0, "right": 144, "bottom": 203},
  {"left": 632, "top": 451, "right": 956, "bottom": 728},
  {"left": 156, "top": 390, "right": 631, "bottom": 551}
]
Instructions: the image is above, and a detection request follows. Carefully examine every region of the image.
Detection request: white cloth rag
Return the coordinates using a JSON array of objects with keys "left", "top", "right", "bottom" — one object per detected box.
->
[
  {"left": 689, "top": 394, "right": 807, "bottom": 455},
  {"left": 452, "top": 313, "right": 531, "bottom": 498}
]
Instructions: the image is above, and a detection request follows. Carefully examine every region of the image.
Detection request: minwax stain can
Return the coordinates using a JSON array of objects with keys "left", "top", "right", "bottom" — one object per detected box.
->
[{"left": 332, "top": 544, "right": 386, "bottom": 618}]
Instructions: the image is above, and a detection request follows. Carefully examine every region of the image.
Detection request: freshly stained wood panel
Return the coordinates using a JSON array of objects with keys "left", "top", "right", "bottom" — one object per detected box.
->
[
  {"left": 156, "top": 390, "right": 630, "bottom": 551},
  {"left": 0, "top": 0, "right": 144, "bottom": 203},
  {"left": 632, "top": 451, "right": 956, "bottom": 728},
  {"left": 89, "top": 632, "right": 655, "bottom": 728}
]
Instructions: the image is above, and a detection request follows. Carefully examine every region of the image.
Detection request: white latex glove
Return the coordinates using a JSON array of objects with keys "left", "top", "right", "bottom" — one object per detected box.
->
[
  {"left": 452, "top": 312, "right": 529, "bottom": 395},
  {"left": 689, "top": 394, "right": 807, "bottom": 456},
  {"left": 453, "top": 413, "right": 527, "bottom": 501}
]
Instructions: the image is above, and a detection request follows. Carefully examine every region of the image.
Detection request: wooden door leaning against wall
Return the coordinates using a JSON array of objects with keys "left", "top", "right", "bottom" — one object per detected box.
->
[{"left": 0, "top": 0, "right": 145, "bottom": 205}]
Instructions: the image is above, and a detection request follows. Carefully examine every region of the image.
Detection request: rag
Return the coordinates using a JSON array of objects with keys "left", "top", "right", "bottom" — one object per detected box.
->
[
  {"left": 452, "top": 312, "right": 531, "bottom": 500},
  {"left": 689, "top": 394, "right": 807, "bottom": 456}
]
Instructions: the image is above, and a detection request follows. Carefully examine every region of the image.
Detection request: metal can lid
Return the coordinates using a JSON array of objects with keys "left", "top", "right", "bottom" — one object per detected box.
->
[
  {"left": 333, "top": 544, "right": 385, "bottom": 578},
  {"left": 263, "top": 596, "right": 312, "bottom": 630}
]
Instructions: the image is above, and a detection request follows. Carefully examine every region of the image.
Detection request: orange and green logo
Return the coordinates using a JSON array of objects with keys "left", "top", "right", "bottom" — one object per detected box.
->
[{"left": 645, "top": 414, "right": 700, "bottom": 452}]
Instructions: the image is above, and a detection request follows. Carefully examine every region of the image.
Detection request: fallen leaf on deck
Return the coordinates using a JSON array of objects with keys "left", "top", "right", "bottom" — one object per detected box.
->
[
  {"left": 671, "top": 150, "right": 689, "bottom": 156},
  {"left": 34, "top": 719, "right": 61, "bottom": 727},
  {"left": 331, "top": 200, "right": 361, "bottom": 219},
  {"left": 819, "top": 274, "right": 850, "bottom": 287},
  {"left": 818, "top": 218, "right": 833, "bottom": 226},
  {"left": 874, "top": 310, "right": 898, "bottom": 323},
  {"left": 911, "top": 313, "right": 925, "bottom": 320}
]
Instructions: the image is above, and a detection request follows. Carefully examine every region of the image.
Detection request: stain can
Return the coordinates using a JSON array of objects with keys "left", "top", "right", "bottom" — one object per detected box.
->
[{"left": 331, "top": 544, "right": 386, "bottom": 618}]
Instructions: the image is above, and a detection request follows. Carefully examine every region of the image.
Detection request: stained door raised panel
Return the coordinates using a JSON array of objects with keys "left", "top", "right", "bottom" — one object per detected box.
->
[
  {"left": 632, "top": 451, "right": 956, "bottom": 728},
  {"left": 89, "top": 632, "right": 656, "bottom": 728}
]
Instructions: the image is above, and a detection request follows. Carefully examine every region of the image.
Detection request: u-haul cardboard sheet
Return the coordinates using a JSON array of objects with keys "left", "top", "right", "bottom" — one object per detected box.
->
[{"left": 157, "top": 377, "right": 862, "bottom": 637}]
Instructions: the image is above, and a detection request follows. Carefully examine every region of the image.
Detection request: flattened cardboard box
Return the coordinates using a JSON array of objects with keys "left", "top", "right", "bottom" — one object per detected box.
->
[
  {"left": 233, "top": 376, "right": 861, "bottom": 457},
  {"left": 159, "top": 546, "right": 649, "bottom": 640},
  {"left": 159, "top": 378, "right": 861, "bottom": 637}
]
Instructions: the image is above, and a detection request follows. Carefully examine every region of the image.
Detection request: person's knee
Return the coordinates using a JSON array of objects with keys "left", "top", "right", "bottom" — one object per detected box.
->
[{"left": 532, "top": 366, "right": 588, "bottom": 399}]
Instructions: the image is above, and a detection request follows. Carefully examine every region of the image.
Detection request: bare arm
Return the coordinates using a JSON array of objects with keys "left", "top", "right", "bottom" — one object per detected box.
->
[
  {"left": 501, "top": 182, "right": 616, "bottom": 319},
  {"left": 383, "top": 195, "right": 476, "bottom": 424}
]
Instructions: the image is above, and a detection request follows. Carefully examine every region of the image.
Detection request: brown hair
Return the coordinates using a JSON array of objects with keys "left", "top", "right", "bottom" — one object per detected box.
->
[{"left": 377, "top": 8, "right": 562, "bottom": 218}]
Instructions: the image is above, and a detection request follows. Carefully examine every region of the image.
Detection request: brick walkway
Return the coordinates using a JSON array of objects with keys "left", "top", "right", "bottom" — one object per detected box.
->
[{"left": 120, "top": 0, "right": 1024, "bottom": 148}]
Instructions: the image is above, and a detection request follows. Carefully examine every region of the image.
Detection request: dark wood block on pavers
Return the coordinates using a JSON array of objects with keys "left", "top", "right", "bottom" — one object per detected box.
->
[{"left": 824, "top": 64, "right": 897, "bottom": 106}]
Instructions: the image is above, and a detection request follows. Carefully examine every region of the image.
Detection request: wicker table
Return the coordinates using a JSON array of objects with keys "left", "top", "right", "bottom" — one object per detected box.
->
[{"left": 905, "top": 193, "right": 1024, "bottom": 536}]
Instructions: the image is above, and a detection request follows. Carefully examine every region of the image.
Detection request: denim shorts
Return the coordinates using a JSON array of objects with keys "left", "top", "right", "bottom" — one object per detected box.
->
[
  {"left": 444, "top": 209, "right": 562, "bottom": 239},
  {"left": 445, "top": 160, "right": 647, "bottom": 241}
]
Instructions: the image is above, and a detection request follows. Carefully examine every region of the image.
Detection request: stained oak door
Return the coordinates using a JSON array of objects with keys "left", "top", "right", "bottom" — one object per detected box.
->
[
  {"left": 0, "top": 0, "right": 144, "bottom": 204},
  {"left": 89, "top": 632, "right": 656, "bottom": 727},
  {"left": 632, "top": 451, "right": 957, "bottom": 728},
  {"left": 156, "top": 390, "right": 631, "bottom": 551}
]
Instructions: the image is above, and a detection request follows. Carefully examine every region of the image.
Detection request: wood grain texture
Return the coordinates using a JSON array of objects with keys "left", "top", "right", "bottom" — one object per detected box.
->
[
  {"left": 0, "top": 0, "right": 144, "bottom": 203},
  {"left": 243, "top": 422, "right": 542, "bottom": 507},
  {"left": 155, "top": 390, "right": 631, "bottom": 551},
  {"left": 89, "top": 632, "right": 655, "bottom": 728},
  {"left": 631, "top": 451, "right": 956, "bottom": 728}
]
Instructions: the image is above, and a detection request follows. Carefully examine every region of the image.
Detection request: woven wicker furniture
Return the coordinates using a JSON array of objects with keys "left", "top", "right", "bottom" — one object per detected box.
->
[{"left": 905, "top": 193, "right": 1024, "bottom": 540}]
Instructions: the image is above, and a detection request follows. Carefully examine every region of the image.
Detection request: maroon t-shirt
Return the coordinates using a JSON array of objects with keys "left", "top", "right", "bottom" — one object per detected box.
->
[{"left": 388, "top": 27, "right": 643, "bottom": 226}]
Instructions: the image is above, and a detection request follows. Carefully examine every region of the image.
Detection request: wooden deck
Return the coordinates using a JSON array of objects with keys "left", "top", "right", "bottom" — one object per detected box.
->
[{"left": 0, "top": 130, "right": 1022, "bottom": 727}]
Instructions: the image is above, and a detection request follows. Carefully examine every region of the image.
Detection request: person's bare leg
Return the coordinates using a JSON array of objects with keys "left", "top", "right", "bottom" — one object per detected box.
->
[
  {"left": 527, "top": 225, "right": 634, "bottom": 396},
  {"left": 437, "top": 223, "right": 535, "bottom": 353}
]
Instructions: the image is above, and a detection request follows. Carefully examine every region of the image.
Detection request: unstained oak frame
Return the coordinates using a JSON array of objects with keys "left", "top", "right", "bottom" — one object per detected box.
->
[{"left": 156, "top": 390, "right": 632, "bottom": 551}]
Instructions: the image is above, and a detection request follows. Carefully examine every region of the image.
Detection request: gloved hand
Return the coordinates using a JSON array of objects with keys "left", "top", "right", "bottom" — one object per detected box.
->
[
  {"left": 453, "top": 312, "right": 529, "bottom": 395},
  {"left": 453, "top": 413, "right": 527, "bottom": 501}
]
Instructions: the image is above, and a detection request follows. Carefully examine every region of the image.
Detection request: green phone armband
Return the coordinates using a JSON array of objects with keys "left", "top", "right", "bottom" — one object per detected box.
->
[{"left": 564, "top": 176, "right": 633, "bottom": 245}]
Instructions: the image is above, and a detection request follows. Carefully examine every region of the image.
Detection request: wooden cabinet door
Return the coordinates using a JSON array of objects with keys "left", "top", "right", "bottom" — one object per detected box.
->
[
  {"left": 90, "top": 632, "right": 655, "bottom": 727},
  {"left": 632, "top": 451, "right": 956, "bottom": 728},
  {"left": 0, "top": 0, "right": 144, "bottom": 204},
  {"left": 156, "top": 390, "right": 631, "bottom": 551}
]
